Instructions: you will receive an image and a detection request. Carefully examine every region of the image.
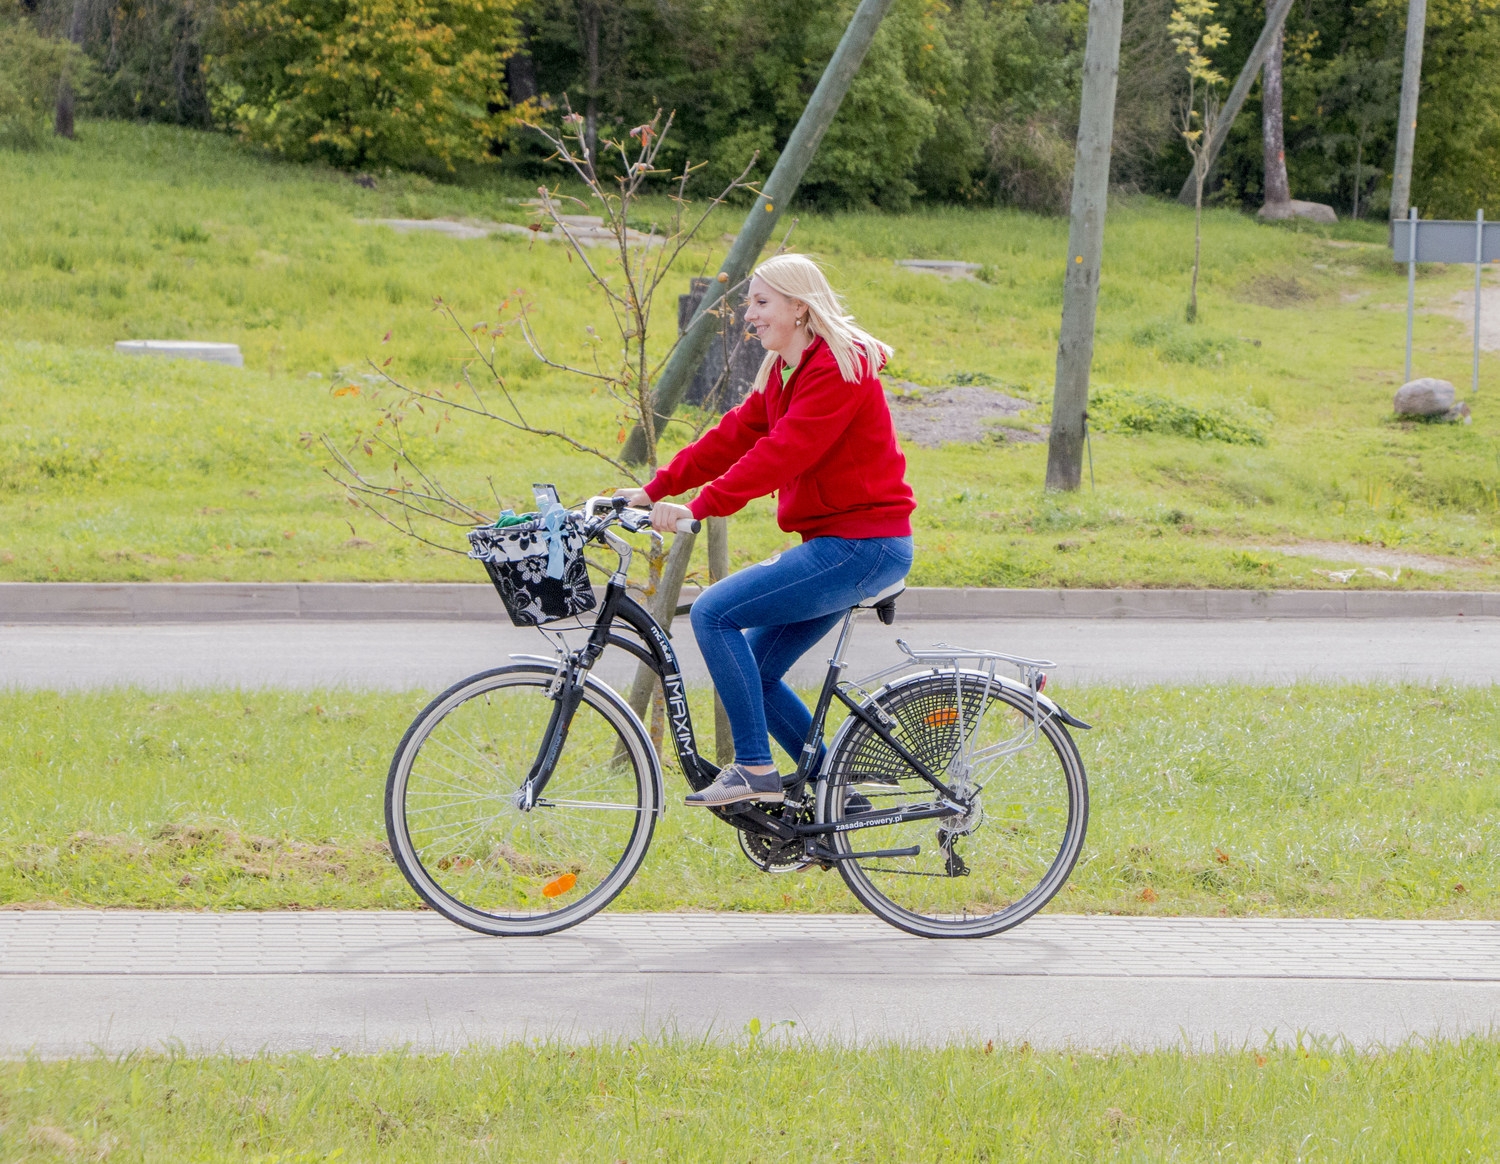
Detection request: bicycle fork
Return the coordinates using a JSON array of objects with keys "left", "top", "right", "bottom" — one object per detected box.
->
[{"left": 514, "top": 659, "right": 588, "bottom": 811}]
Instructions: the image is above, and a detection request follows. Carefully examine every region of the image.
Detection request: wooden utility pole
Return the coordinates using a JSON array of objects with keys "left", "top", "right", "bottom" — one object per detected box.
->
[
  {"left": 624, "top": 528, "right": 698, "bottom": 725},
  {"left": 53, "top": 0, "right": 88, "bottom": 139},
  {"left": 1176, "top": 0, "right": 1297, "bottom": 204},
  {"left": 1390, "top": 0, "right": 1427, "bottom": 221},
  {"left": 706, "top": 517, "right": 734, "bottom": 764},
  {"left": 1045, "top": 0, "right": 1122, "bottom": 493},
  {"left": 621, "top": 0, "right": 896, "bottom": 465}
]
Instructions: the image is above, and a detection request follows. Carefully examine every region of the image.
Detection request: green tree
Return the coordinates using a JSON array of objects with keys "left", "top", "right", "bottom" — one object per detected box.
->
[
  {"left": 208, "top": 0, "right": 525, "bottom": 169},
  {"left": 0, "top": 0, "right": 90, "bottom": 147},
  {"left": 1410, "top": 0, "right": 1500, "bottom": 214}
]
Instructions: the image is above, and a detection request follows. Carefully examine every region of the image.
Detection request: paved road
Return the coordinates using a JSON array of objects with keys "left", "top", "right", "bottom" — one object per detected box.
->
[
  {"left": 3, "top": 912, "right": 1497, "bottom": 1055},
  {"left": 4, "top": 616, "right": 1499, "bottom": 690}
]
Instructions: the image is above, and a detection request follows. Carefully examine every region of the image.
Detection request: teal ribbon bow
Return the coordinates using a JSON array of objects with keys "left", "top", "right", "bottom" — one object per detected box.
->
[{"left": 540, "top": 503, "right": 568, "bottom": 579}]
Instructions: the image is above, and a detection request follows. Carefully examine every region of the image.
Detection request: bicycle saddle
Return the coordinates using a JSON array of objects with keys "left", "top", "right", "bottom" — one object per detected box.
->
[{"left": 857, "top": 577, "right": 906, "bottom": 625}]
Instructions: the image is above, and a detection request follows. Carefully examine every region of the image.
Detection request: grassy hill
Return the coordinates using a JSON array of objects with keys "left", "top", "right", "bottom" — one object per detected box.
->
[{"left": 2, "top": 121, "right": 1497, "bottom": 588}]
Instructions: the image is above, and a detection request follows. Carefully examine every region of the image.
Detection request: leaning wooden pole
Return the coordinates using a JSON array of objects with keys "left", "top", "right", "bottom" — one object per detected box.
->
[
  {"left": 621, "top": 0, "right": 896, "bottom": 464},
  {"left": 1176, "top": 0, "right": 1297, "bottom": 204},
  {"left": 1045, "top": 0, "right": 1122, "bottom": 493},
  {"left": 1389, "top": 0, "right": 1428, "bottom": 221}
]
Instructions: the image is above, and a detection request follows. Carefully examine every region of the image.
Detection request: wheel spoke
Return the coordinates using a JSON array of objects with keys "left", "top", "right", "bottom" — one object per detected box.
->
[
  {"left": 387, "top": 668, "right": 656, "bottom": 935},
  {"left": 826, "top": 675, "right": 1086, "bottom": 937},
  {"left": 536, "top": 798, "right": 647, "bottom": 813}
]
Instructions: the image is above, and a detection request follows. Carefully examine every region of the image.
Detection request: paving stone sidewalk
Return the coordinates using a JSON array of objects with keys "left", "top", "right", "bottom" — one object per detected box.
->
[{"left": 4, "top": 912, "right": 1498, "bottom": 1055}]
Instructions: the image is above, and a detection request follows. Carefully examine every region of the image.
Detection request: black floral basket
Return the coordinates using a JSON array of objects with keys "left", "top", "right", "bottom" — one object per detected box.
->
[{"left": 467, "top": 515, "right": 597, "bottom": 627}]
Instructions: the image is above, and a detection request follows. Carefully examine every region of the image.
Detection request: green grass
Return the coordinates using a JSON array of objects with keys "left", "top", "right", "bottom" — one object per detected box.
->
[
  {"left": 4, "top": 1039, "right": 1500, "bottom": 1160},
  {"left": 4, "top": 683, "right": 1496, "bottom": 917},
  {"left": 2, "top": 122, "right": 1499, "bottom": 588}
]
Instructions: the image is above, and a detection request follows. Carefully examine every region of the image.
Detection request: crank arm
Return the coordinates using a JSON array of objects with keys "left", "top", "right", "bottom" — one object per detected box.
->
[{"left": 717, "top": 803, "right": 800, "bottom": 841}]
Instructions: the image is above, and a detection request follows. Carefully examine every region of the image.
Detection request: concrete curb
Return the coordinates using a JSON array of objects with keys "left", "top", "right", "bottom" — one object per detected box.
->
[{"left": 2, "top": 582, "right": 1498, "bottom": 623}]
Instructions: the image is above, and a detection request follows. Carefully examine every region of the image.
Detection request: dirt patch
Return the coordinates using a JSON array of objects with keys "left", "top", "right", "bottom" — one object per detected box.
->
[
  {"left": 1237, "top": 274, "right": 1318, "bottom": 307},
  {"left": 1446, "top": 277, "right": 1500, "bottom": 352},
  {"left": 1249, "top": 541, "right": 1476, "bottom": 574},
  {"left": 886, "top": 384, "right": 1040, "bottom": 447}
]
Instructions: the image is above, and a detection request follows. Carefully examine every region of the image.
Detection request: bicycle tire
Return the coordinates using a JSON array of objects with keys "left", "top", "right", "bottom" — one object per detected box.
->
[
  {"left": 385, "top": 665, "right": 660, "bottom": 936},
  {"left": 819, "top": 671, "right": 1087, "bottom": 939}
]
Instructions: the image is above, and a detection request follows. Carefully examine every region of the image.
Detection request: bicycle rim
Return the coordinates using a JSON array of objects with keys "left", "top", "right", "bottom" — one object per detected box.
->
[
  {"left": 386, "top": 666, "right": 659, "bottom": 935},
  {"left": 823, "top": 673, "right": 1087, "bottom": 938}
]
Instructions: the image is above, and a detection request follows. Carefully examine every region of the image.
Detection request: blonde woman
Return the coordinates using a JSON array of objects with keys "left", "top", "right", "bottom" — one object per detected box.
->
[{"left": 617, "top": 254, "right": 915, "bottom": 807}]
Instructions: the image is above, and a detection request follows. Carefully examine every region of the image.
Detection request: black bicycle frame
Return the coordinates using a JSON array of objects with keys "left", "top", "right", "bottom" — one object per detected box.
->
[{"left": 518, "top": 576, "right": 963, "bottom": 848}]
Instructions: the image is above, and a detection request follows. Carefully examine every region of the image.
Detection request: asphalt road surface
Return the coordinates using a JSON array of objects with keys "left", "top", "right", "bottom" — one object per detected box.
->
[{"left": 3, "top": 616, "right": 1498, "bottom": 690}]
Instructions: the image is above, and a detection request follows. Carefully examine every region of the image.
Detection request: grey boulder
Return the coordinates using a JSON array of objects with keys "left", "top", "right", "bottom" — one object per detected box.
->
[
  {"left": 1257, "top": 200, "right": 1339, "bottom": 225},
  {"left": 1393, "top": 377, "right": 1457, "bottom": 416}
]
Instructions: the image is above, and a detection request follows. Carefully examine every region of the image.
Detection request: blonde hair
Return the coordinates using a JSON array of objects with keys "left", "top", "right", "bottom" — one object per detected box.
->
[{"left": 747, "top": 253, "right": 893, "bottom": 392}]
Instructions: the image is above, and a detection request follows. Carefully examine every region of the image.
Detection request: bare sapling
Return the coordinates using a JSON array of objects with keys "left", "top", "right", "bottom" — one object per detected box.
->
[
  {"left": 1170, "top": 0, "right": 1228, "bottom": 324},
  {"left": 317, "top": 108, "right": 766, "bottom": 751},
  {"left": 320, "top": 107, "right": 758, "bottom": 545}
]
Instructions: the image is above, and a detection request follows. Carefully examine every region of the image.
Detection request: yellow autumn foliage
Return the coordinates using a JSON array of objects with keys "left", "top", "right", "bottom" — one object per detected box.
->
[{"left": 208, "top": 0, "right": 526, "bottom": 169}]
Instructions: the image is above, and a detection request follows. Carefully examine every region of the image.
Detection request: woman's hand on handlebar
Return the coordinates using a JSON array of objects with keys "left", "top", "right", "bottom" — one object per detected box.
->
[
  {"left": 611, "top": 488, "right": 696, "bottom": 534},
  {"left": 647, "top": 501, "right": 694, "bottom": 534}
]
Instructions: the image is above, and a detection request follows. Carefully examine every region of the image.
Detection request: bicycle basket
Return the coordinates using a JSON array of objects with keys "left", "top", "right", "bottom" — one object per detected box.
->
[{"left": 467, "top": 513, "right": 596, "bottom": 627}]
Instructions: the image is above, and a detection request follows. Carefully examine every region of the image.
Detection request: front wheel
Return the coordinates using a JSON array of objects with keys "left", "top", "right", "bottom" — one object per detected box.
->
[
  {"left": 385, "top": 665, "right": 660, "bottom": 935},
  {"left": 820, "top": 672, "right": 1088, "bottom": 938}
]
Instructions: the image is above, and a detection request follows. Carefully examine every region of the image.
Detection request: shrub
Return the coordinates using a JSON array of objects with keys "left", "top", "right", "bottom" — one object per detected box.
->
[
  {"left": 0, "top": 0, "right": 91, "bottom": 148},
  {"left": 1130, "top": 320, "right": 1237, "bottom": 365},
  {"left": 1090, "top": 386, "right": 1269, "bottom": 445},
  {"left": 207, "top": 0, "right": 524, "bottom": 170}
]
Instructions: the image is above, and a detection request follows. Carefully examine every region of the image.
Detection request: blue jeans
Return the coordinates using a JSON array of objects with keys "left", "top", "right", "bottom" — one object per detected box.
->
[{"left": 689, "top": 535, "right": 914, "bottom": 768}]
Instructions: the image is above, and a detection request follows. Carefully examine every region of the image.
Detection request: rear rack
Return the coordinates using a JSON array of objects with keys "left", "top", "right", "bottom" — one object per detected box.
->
[{"left": 854, "top": 638, "right": 1053, "bottom": 692}]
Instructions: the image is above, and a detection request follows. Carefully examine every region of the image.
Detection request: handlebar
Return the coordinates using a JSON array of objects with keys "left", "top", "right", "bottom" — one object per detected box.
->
[{"left": 582, "top": 496, "right": 699, "bottom": 535}]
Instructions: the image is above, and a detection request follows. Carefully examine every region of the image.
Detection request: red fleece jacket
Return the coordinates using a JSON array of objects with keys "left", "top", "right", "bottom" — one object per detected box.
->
[{"left": 644, "top": 336, "right": 916, "bottom": 540}]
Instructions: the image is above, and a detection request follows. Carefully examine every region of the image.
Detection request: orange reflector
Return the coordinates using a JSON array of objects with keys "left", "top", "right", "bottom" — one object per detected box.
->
[
  {"left": 924, "top": 708, "right": 959, "bottom": 727},
  {"left": 542, "top": 873, "right": 577, "bottom": 898}
]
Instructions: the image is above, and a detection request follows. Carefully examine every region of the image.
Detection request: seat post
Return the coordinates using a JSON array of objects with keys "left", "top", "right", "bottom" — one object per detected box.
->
[
  {"left": 829, "top": 607, "right": 861, "bottom": 670},
  {"left": 791, "top": 608, "right": 861, "bottom": 782}
]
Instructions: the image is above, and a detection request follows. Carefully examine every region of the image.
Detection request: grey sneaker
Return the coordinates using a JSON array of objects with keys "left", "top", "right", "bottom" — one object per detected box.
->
[{"left": 685, "top": 763, "right": 785, "bottom": 808}]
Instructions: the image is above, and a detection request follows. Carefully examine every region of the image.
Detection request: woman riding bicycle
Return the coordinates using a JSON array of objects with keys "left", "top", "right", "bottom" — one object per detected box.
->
[{"left": 617, "top": 253, "right": 914, "bottom": 808}]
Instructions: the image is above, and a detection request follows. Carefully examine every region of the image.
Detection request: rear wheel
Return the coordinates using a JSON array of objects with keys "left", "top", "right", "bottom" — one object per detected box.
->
[
  {"left": 820, "top": 672, "right": 1087, "bottom": 938},
  {"left": 386, "top": 665, "right": 659, "bottom": 935}
]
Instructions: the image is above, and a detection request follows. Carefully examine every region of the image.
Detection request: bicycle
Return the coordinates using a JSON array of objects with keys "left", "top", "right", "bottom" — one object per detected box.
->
[{"left": 385, "top": 495, "right": 1091, "bottom": 939}]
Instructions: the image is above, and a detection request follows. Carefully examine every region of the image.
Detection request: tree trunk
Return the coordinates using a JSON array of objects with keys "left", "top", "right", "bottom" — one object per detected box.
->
[
  {"left": 1261, "top": 27, "right": 1291, "bottom": 206},
  {"left": 577, "top": 1, "right": 601, "bottom": 174},
  {"left": 1188, "top": 159, "right": 1204, "bottom": 322},
  {"left": 507, "top": 23, "right": 539, "bottom": 105},
  {"left": 1044, "top": 0, "right": 1123, "bottom": 492},
  {"left": 53, "top": 0, "right": 88, "bottom": 140},
  {"left": 1352, "top": 134, "right": 1363, "bottom": 220}
]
